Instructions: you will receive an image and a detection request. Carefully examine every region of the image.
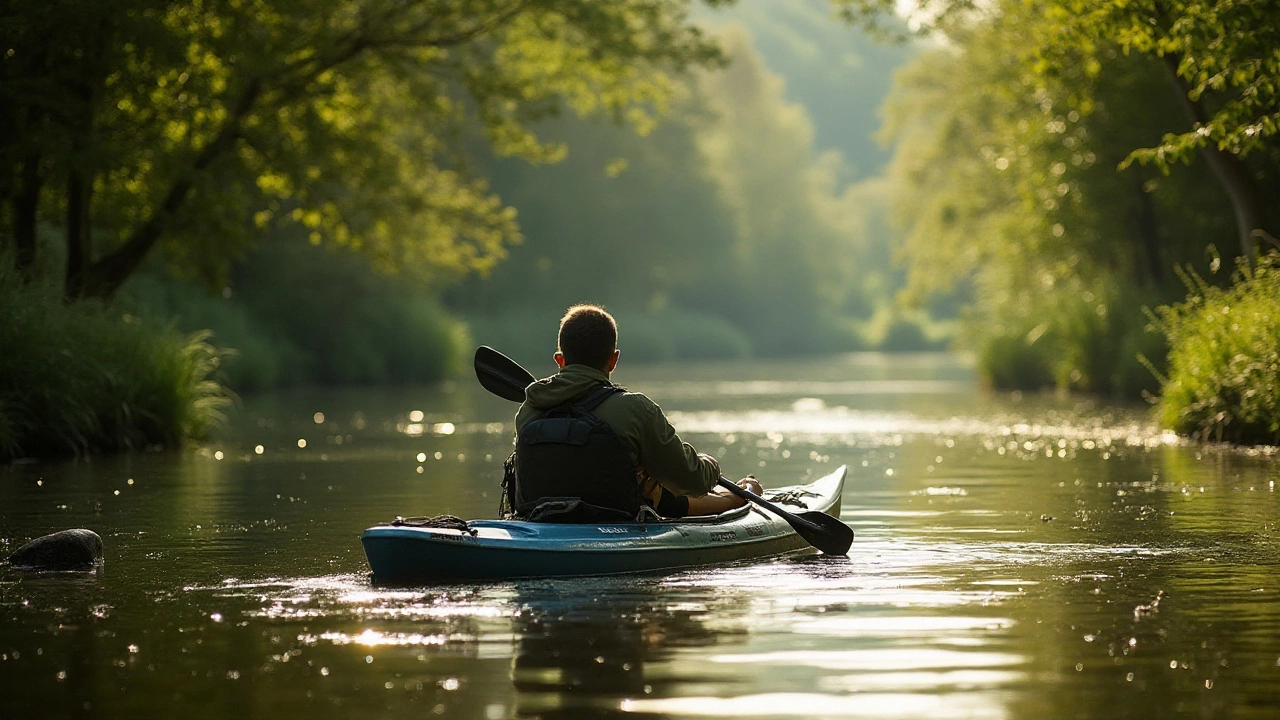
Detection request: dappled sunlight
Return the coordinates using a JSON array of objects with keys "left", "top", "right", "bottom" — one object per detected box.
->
[
  {"left": 669, "top": 406, "right": 1174, "bottom": 449},
  {"left": 194, "top": 574, "right": 517, "bottom": 624},
  {"left": 707, "top": 648, "right": 1022, "bottom": 672},
  {"left": 647, "top": 378, "right": 974, "bottom": 399},
  {"left": 622, "top": 691, "right": 1011, "bottom": 719}
]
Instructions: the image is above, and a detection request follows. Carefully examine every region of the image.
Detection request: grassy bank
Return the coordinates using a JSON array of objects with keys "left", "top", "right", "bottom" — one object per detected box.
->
[
  {"left": 1154, "top": 255, "right": 1280, "bottom": 444},
  {"left": 0, "top": 263, "right": 233, "bottom": 461}
]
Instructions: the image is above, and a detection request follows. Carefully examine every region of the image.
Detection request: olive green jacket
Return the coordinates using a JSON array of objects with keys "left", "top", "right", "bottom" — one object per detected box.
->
[{"left": 514, "top": 364, "right": 720, "bottom": 498}]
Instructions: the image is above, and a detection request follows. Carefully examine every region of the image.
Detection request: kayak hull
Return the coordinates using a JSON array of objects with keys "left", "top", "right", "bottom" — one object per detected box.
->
[{"left": 361, "top": 466, "right": 847, "bottom": 583}]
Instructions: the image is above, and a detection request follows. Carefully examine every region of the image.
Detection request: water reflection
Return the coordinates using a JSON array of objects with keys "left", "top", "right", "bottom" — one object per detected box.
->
[
  {"left": 192, "top": 554, "right": 1035, "bottom": 720},
  {"left": 509, "top": 579, "right": 724, "bottom": 719},
  {"left": 5, "top": 354, "right": 1280, "bottom": 719}
]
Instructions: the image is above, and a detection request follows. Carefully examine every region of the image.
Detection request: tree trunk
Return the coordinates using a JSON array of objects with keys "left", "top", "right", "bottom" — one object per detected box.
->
[
  {"left": 1129, "top": 171, "right": 1163, "bottom": 286},
  {"left": 13, "top": 152, "right": 42, "bottom": 279},
  {"left": 60, "top": 13, "right": 110, "bottom": 300},
  {"left": 1160, "top": 53, "right": 1270, "bottom": 264},
  {"left": 64, "top": 166, "right": 92, "bottom": 298}
]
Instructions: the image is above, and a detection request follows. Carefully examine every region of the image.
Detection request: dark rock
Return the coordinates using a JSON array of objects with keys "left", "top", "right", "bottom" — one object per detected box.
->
[{"left": 7, "top": 529, "right": 103, "bottom": 570}]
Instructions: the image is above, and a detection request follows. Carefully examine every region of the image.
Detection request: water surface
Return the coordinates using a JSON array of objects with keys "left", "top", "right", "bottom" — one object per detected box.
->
[{"left": 3, "top": 353, "right": 1278, "bottom": 718}]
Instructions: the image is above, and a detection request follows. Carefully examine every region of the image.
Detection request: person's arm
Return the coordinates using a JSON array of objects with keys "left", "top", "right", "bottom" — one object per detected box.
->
[
  {"left": 635, "top": 399, "right": 719, "bottom": 496},
  {"left": 686, "top": 477, "right": 765, "bottom": 515}
]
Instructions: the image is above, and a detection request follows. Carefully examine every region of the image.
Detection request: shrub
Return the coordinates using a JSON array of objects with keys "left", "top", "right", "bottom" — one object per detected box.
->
[
  {"left": 859, "top": 306, "right": 950, "bottom": 352},
  {"left": 0, "top": 259, "right": 232, "bottom": 460},
  {"left": 976, "top": 329, "right": 1057, "bottom": 390},
  {"left": 968, "top": 281, "right": 1166, "bottom": 397},
  {"left": 122, "top": 272, "right": 292, "bottom": 392},
  {"left": 230, "top": 239, "right": 472, "bottom": 386},
  {"left": 1154, "top": 255, "right": 1280, "bottom": 444},
  {"left": 123, "top": 240, "right": 474, "bottom": 390}
]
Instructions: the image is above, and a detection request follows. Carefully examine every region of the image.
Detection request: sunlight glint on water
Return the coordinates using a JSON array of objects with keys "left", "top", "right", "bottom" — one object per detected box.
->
[{"left": 3, "top": 354, "right": 1279, "bottom": 719}]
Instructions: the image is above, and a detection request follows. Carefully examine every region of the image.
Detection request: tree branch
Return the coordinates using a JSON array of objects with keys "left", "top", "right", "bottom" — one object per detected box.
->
[
  {"left": 81, "top": 78, "right": 264, "bottom": 298},
  {"left": 78, "top": 0, "right": 534, "bottom": 298}
]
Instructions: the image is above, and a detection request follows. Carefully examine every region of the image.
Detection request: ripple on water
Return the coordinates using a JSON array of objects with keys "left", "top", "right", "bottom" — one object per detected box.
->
[
  {"left": 621, "top": 691, "right": 1013, "bottom": 719},
  {"left": 667, "top": 406, "right": 1173, "bottom": 451}
]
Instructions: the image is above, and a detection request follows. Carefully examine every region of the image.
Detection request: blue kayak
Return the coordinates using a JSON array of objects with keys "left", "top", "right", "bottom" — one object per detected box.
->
[{"left": 361, "top": 465, "right": 848, "bottom": 583}]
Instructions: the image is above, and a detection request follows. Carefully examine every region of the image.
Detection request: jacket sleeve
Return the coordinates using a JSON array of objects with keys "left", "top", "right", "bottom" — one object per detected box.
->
[{"left": 635, "top": 398, "right": 720, "bottom": 497}]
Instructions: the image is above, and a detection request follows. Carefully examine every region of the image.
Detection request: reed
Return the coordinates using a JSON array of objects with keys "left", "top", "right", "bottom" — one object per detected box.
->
[{"left": 0, "top": 259, "right": 232, "bottom": 460}]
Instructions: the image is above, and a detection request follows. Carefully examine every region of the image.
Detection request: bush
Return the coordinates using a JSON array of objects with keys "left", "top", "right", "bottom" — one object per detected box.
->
[
  {"left": 122, "top": 272, "right": 294, "bottom": 392},
  {"left": 1154, "top": 255, "right": 1280, "bottom": 444},
  {"left": 123, "top": 239, "right": 474, "bottom": 390},
  {"left": 858, "top": 306, "right": 950, "bottom": 352},
  {"left": 968, "top": 282, "right": 1166, "bottom": 398},
  {"left": 976, "top": 329, "right": 1057, "bottom": 390},
  {"left": 0, "top": 259, "right": 232, "bottom": 460},
  {"left": 230, "top": 239, "right": 472, "bottom": 386}
]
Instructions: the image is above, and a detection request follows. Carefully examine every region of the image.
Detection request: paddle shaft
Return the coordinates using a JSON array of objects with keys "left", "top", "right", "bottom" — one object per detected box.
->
[{"left": 718, "top": 477, "right": 821, "bottom": 532}]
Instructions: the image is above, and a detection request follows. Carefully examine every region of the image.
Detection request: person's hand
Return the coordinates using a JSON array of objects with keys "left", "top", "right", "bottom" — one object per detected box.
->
[{"left": 737, "top": 476, "right": 763, "bottom": 495}]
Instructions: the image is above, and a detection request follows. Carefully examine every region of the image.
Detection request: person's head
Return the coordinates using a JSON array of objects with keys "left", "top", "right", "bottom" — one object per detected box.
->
[{"left": 555, "top": 304, "right": 620, "bottom": 373}]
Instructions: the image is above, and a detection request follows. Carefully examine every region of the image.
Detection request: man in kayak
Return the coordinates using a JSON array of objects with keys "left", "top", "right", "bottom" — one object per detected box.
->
[{"left": 509, "top": 304, "right": 763, "bottom": 521}]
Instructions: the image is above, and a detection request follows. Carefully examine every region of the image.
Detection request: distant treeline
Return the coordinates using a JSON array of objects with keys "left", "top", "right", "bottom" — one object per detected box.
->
[
  {"left": 4, "top": 1, "right": 804, "bottom": 458},
  {"left": 119, "top": 13, "right": 944, "bottom": 393},
  {"left": 449, "top": 24, "right": 940, "bottom": 363}
]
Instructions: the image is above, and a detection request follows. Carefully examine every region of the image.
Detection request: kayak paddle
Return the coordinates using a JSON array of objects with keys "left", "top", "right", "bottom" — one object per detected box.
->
[
  {"left": 475, "top": 345, "right": 535, "bottom": 402},
  {"left": 715, "top": 476, "right": 853, "bottom": 555},
  {"left": 473, "top": 345, "right": 855, "bottom": 556}
]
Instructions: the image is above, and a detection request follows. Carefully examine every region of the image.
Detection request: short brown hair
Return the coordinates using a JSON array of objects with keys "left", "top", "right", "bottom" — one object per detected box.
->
[{"left": 558, "top": 304, "right": 617, "bottom": 369}]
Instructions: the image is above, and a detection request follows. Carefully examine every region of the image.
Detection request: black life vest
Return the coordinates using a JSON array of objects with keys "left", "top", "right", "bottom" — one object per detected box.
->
[{"left": 511, "top": 384, "right": 641, "bottom": 523}]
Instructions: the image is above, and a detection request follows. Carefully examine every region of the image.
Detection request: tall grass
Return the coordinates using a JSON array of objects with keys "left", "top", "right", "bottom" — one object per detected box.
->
[
  {"left": 0, "top": 259, "right": 232, "bottom": 460},
  {"left": 1153, "top": 255, "right": 1280, "bottom": 444}
]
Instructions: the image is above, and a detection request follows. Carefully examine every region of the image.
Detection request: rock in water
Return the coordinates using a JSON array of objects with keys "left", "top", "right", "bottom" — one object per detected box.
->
[{"left": 8, "top": 529, "right": 103, "bottom": 570}]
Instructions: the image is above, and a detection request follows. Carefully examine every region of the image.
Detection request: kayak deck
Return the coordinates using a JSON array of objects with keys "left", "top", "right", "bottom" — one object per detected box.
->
[{"left": 361, "top": 466, "right": 848, "bottom": 583}]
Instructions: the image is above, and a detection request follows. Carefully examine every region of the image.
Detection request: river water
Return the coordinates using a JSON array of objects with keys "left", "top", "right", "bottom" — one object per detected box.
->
[{"left": 2, "top": 353, "right": 1278, "bottom": 719}]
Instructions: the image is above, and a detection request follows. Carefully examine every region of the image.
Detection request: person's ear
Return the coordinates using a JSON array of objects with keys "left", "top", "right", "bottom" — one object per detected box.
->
[
  {"left": 605, "top": 349, "right": 620, "bottom": 373},
  {"left": 554, "top": 352, "right": 566, "bottom": 368}
]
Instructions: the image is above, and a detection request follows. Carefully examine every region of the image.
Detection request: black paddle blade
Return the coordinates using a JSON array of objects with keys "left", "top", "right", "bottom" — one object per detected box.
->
[
  {"left": 474, "top": 346, "right": 536, "bottom": 403},
  {"left": 792, "top": 510, "right": 855, "bottom": 556},
  {"left": 718, "top": 477, "right": 853, "bottom": 556}
]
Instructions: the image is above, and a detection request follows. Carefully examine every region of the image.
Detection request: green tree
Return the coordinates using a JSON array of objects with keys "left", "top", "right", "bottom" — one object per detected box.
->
[
  {"left": 836, "top": 0, "right": 1280, "bottom": 262},
  {"left": 698, "top": 0, "right": 918, "bottom": 181},
  {"left": 690, "top": 28, "right": 869, "bottom": 351},
  {"left": 0, "top": 0, "right": 729, "bottom": 299},
  {"left": 450, "top": 26, "right": 875, "bottom": 356},
  {"left": 877, "top": 0, "right": 1251, "bottom": 393}
]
